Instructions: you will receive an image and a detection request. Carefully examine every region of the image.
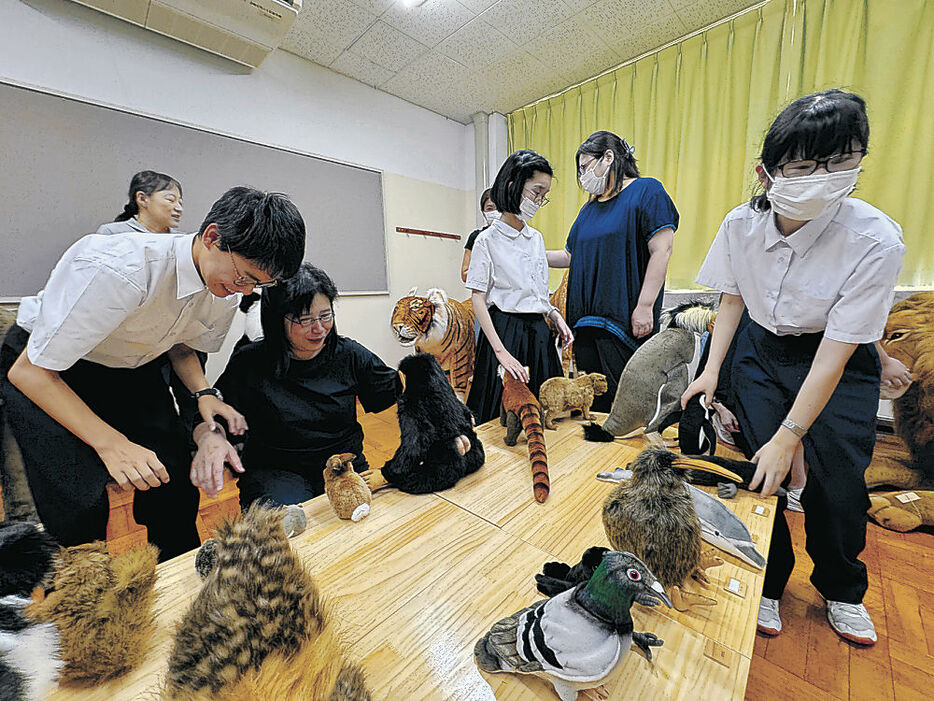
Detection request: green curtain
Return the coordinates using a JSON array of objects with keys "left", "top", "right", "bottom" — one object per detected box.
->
[{"left": 508, "top": 0, "right": 934, "bottom": 289}]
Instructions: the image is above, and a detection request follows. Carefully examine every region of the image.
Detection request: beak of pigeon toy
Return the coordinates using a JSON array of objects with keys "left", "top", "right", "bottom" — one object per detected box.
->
[{"left": 675, "top": 457, "right": 743, "bottom": 483}]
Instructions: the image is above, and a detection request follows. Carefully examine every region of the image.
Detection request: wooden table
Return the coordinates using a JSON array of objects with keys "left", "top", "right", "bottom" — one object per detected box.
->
[{"left": 46, "top": 415, "right": 775, "bottom": 701}]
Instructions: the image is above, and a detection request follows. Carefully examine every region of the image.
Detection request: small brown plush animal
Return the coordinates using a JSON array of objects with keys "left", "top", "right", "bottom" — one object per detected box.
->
[
  {"left": 538, "top": 372, "right": 608, "bottom": 429},
  {"left": 165, "top": 504, "right": 370, "bottom": 700},
  {"left": 501, "top": 371, "right": 550, "bottom": 503},
  {"left": 324, "top": 453, "right": 372, "bottom": 522},
  {"left": 867, "top": 490, "right": 934, "bottom": 532},
  {"left": 27, "top": 542, "right": 158, "bottom": 684}
]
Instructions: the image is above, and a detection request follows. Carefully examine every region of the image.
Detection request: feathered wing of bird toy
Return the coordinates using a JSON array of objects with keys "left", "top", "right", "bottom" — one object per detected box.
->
[
  {"left": 475, "top": 550, "right": 671, "bottom": 701},
  {"left": 164, "top": 504, "right": 370, "bottom": 701},
  {"left": 500, "top": 368, "right": 550, "bottom": 503},
  {"left": 0, "top": 522, "right": 62, "bottom": 701},
  {"left": 27, "top": 540, "right": 158, "bottom": 685}
]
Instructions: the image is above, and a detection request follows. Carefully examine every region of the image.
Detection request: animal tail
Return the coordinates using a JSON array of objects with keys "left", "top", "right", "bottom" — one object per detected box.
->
[
  {"left": 519, "top": 404, "right": 550, "bottom": 503},
  {"left": 583, "top": 422, "right": 615, "bottom": 442}
]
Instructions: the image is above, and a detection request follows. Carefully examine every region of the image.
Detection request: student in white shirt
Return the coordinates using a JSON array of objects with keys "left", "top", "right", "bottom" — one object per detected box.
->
[
  {"left": 465, "top": 150, "right": 573, "bottom": 423},
  {"left": 682, "top": 90, "right": 905, "bottom": 646},
  {"left": 0, "top": 187, "right": 306, "bottom": 561},
  {"left": 96, "top": 170, "right": 184, "bottom": 235}
]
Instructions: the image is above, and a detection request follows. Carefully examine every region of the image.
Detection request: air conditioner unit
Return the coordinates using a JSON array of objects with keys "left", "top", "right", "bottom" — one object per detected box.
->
[{"left": 69, "top": 0, "right": 302, "bottom": 68}]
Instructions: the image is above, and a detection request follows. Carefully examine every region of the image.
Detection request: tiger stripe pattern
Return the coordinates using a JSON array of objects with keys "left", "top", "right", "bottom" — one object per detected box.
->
[
  {"left": 391, "top": 287, "right": 475, "bottom": 401},
  {"left": 501, "top": 372, "right": 550, "bottom": 503}
]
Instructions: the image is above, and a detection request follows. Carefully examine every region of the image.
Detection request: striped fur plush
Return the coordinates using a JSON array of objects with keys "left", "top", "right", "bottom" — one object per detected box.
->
[{"left": 501, "top": 373, "right": 550, "bottom": 503}]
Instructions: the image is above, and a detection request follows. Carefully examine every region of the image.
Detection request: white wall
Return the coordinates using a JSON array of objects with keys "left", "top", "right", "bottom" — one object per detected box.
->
[{"left": 0, "top": 0, "right": 477, "bottom": 371}]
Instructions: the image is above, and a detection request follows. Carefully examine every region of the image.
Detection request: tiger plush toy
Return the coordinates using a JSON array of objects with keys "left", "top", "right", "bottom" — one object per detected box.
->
[{"left": 391, "top": 287, "right": 475, "bottom": 400}]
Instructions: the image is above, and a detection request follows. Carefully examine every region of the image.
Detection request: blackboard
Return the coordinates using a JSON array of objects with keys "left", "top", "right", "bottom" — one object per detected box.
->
[{"left": 0, "top": 81, "right": 387, "bottom": 298}]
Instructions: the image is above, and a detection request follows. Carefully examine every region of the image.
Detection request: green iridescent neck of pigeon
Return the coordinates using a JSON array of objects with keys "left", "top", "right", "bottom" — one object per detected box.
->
[{"left": 576, "top": 559, "right": 635, "bottom": 626}]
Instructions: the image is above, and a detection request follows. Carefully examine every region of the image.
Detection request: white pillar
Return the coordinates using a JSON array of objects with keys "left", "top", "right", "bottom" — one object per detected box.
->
[
  {"left": 471, "top": 111, "right": 489, "bottom": 227},
  {"left": 488, "top": 112, "right": 508, "bottom": 184}
]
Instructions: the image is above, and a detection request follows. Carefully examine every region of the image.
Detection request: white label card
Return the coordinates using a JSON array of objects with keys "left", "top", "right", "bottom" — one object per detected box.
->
[{"left": 895, "top": 492, "right": 921, "bottom": 504}]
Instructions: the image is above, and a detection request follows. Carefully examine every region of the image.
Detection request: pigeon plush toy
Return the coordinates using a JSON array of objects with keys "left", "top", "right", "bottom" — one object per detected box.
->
[{"left": 475, "top": 551, "right": 671, "bottom": 701}]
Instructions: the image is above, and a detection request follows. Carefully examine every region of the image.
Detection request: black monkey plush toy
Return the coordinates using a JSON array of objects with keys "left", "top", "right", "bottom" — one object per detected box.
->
[{"left": 382, "top": 353, "right": 485, "bottom": 493}]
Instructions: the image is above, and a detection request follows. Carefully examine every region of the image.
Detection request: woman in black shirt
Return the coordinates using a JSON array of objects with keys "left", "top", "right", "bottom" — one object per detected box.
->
[{"left": 191, "top": 263, "right": 400, "bottom": 507}]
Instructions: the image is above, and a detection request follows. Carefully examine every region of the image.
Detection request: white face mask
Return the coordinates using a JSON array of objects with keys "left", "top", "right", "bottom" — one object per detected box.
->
[
  {"left": 579, "top": 156, "right": 610, "bottom": 195},
  {"left": 765, "top": 166, "right": 860, "bottom": 221},
  {"left": 518, "top": 196, "right": 540, "bottom": 222},
  {"left": 483, "top": 210, "right": 500, "bottom": 225}
]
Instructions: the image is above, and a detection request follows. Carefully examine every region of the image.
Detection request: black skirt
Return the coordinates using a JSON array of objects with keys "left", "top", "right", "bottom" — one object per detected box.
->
[{"left": 467, "top": 306, "right": 562, "bottom": 424}]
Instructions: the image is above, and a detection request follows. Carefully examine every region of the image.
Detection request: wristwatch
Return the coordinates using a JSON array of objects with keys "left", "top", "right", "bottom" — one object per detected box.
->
[
  {"left": 193, "top": 387, "right": 223, "bottom": 402},
  {"left": 780, "top": 417, "right": 807, "bottom": 438}
]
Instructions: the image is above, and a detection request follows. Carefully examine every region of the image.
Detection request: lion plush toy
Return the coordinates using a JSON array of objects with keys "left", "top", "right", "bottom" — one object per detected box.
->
[
  {"left": 28, "top": 542, "right": 159, "bottom": 685},
  {"left": 390, "top": 287, "right": 475, "bottom": 400},
  {"left": 865, "top": 292, "right": 934, "bottom": 492}
]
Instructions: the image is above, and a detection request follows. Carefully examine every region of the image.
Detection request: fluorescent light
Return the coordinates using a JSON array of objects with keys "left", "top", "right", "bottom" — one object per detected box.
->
[{"left": 401, "top": 0, "right": 428, "bottom": 7}]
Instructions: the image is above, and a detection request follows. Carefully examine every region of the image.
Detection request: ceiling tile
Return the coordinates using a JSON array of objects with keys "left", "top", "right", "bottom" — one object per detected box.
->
[
  {"left": 455, "top": 0, "right": 499, "bottom": 13},
  {"left": 675, "top": 0, "right": 760, "bottom": 32},
  {"left": 528, "top": 11, "right": 619, "bottom": 84},
  {"left": 284, "top": 2, "right": 378, "bottom": 56},
  {"left": 561, "top": 0, "right": 598, "bottom": 10},
  {"left": 350, "top": 20, "right": 429, "bottom": 72},
  {"left": 480, "top": 0, "right": 574, "bottom": 46},
  {"left": 330, "top": 49, "right": 397, "bottom": 88},
  {"left": 580, "top": 0, "right": 679, "bottom": 39},
  {"left": 346, "top": 0, "right": 396, "bottom": 13},
  {"left": 381, "top": 0, "right": 475, "bottom": 47},
  {"left": 383, "top": 51, "right": 484, "bottom": 122},
  {"left": 280, "top": 28, "right": 345, "bottom": 66},
  {"left": 595, "top": 9, "right": 687, "bottom": 62},
  {"left": 436, "top": 17, "right": 518, "bottom": 70}
]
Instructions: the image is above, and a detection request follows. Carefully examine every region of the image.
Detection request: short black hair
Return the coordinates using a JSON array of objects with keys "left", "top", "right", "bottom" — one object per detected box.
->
[
  {"left": 490, "top": 150, "right": 553, "bottom": 215},
  {"left": 260, "top": 262, "right": 338, "bottom": 378},
  {"left": 479, "top": 188, "right": 492, "bottom": 210},
  {"left": 576, "top": 131, "right": 639, "bottom": 197},
  {"left": 115, "top": 170, "right": 182, "bottom": 222},
  {"left": 751, "top": 89, "right": 869, "bottom": 211},
  {"left": 197, "top": 187, "right": 306, "bottom": 279}
]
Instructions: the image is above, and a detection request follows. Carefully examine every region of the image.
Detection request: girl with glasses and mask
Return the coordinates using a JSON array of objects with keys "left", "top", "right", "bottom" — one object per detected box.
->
[
  {"left": 190, "top": 263, "right": 472, "bottom": 508},
  {"left": 547, "top": 131, "right": 679, "bottom": 412},
  {"left": 465, "top": 150, "right": 573, "bottom": 424},
  {"left": 682, "top": 89, "right": 906, "bottom": 647}
]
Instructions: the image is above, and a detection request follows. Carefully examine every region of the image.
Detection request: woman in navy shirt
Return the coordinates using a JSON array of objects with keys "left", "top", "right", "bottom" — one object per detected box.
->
[{"left": 548, "top": 131, "right": 678, "bottom": 411}]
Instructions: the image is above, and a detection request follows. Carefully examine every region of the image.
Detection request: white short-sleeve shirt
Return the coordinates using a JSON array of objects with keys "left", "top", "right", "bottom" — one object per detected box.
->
[
  {"left": 17, "top": 233, "right": 239, "bottom": 371},
  {"left": 464, "top": 219, "right": 551, "bottom": 314},
  {"left": 95, "top": 219, "right": 182, "bottom": 235},
  {"left": 696, "top": 198, "right": 905, "bottom": 344}
]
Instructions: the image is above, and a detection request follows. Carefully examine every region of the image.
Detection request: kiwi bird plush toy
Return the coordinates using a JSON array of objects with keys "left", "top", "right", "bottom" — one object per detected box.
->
[
  {"left": 602, "top": 447, "right": 744, "bottom": 611},
  {"left": 475, "top": 550, "right": 671, "bottom": 701},
  {"left": 324, "top": 453, "right": 372, "bottom": 522}
]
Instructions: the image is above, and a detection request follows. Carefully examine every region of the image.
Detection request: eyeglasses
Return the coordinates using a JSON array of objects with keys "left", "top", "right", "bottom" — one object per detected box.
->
[
  {"left": 523, "top": 187, "right": 550, "bottom": 207},
  {"left": 775, "top": 151, "right": 866, "bottom": 178},
  {"left": 227, "top": 248, "right": 278, "bottom": 289},
  {"left": 287, "top": 310, "right": 334, "bottom": 327}
]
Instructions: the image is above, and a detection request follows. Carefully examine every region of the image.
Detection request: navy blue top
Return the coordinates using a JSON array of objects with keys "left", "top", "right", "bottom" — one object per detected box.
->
[{"left": 564, "top": 177, "right": 679, "bottom": 351}]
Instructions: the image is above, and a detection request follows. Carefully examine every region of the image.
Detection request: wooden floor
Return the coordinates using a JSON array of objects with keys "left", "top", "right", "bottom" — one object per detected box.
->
[{"left": 358, "top": 408, "right": 934, "bottom": 701}]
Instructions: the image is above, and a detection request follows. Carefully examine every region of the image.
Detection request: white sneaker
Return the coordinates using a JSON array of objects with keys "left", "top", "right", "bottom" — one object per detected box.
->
[
  {"left": 786, "top": 487, "right": 804, "bottom": 513},
  {"left": 826, "top": 600, "right": 877, "bottom": 645},
  {"left": 757, "top": 597, "right": 782, "bottom": 636}
]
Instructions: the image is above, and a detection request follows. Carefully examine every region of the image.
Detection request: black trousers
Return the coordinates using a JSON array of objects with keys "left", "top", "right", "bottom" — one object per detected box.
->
[
  {"left": 467, "top": 307, "right": 562, "bottom": 424},
  {"left": 572, "top": 327, "right": 635, "bottom": 413},
  {"left": 731, "top": 323, "right": 880, "bottom": 603},
  {"left": 0, "top": 325, "right": 200, "bottom": 561}
]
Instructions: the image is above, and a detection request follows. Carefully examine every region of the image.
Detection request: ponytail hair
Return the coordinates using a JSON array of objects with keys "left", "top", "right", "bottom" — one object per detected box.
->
[{"left": 114, "top": 170, "right": 182, "bottom": 222}]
